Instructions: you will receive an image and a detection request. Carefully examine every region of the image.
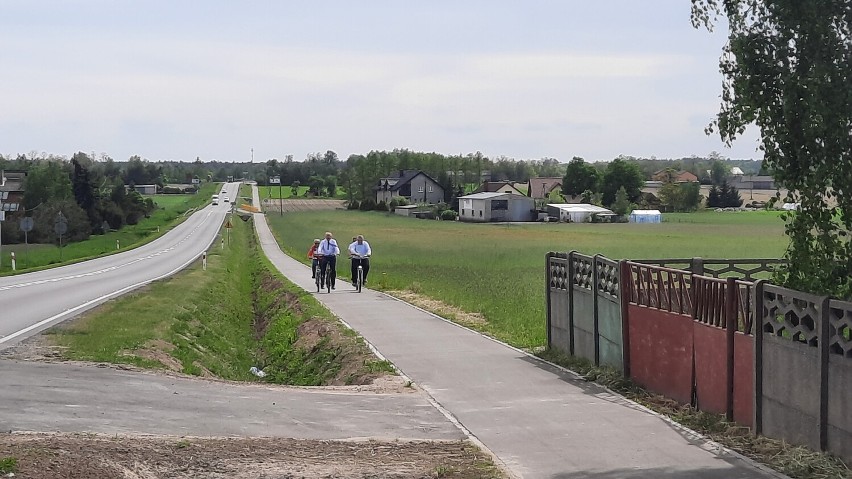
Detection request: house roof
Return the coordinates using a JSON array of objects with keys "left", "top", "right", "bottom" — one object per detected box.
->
[
  {"left": 547, "top": 203, "right": 613, "bottom": 213},
  {"left": 375, "top": 169, "right": 444, "bottom": 192},
  {"left": 527, "top": 177, "right": 563, "bottom": 198},
  {"left": 651, "top": 170, "right": 698, "bottom": 182},
  {"left": 460, "top": 192, "right": 531, "bottom": 200},
  {"left": 474, "top": 181, "right": 525, "bottom": 194},
  {"left": 731, "top": 167, "right": 744, "bottom": 175}
]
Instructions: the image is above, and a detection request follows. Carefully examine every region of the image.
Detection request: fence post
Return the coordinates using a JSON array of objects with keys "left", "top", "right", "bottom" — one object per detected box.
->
[
  {"left": 545, "top": 252, "right": 553, "bottom": 349},
  {"left": 819, "top": 295, "right": 831, "bottom": 452},
  {"left": 692, "top": 257, "right": 704, "bottom": 276},
  {"left": 592, "top": 254, "right": 601, "bottom": 366},
  {"left": 725, "top": 277, "right": 737, "bottom": 422},
  {"left": 568, "top": 251, "right": 576, "bottom": 356},
  {"left": 753, "top": 279, "right": 765, "bottom": 434},
  {"left": 619, "top": 260, "right": 631, "bottom": 376}
]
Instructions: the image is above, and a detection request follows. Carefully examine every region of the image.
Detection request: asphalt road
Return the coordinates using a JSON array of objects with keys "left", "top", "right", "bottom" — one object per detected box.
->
[{"left": 0, "top": 182, "right": 239, "bottom": 348}]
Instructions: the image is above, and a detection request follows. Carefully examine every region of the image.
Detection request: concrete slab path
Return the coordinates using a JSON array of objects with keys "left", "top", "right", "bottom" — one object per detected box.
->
[
  {"left": 251, "top": 186, "right": 783, "bottom": 479},
  {"left": 0, "top": 360, "right": 463, "bottom": 441}
]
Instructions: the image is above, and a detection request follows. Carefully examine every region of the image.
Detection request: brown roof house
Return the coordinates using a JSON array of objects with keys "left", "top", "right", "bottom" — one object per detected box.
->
[
  {"left": 651, "top": 170, "right": 699, "bottom": 183},
  {"left": 527, "top": 177, "right": 563, "bottom": 199},
  {"left": 473, "top": 181, "right": 525, "bottom": 195}
]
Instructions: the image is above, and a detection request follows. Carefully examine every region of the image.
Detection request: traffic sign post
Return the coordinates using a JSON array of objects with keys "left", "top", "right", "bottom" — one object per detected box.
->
[
  {"left": 54, "top": 212, "right": 68, "bottom": 262},
  {"left": 202, "top": 251, "right": 207, "bottom": 271},
  {"left": 225, "top": 220, "right": 232, "bottom": 245},
  {"left": 20, "top": 217, "right": 33, "bottom": 268}
]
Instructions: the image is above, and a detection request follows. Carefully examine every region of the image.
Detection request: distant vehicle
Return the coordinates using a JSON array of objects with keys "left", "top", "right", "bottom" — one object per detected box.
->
[
  {"left": 224, "top": 197, "right": 229, "bottom": 202},
  {"left": 212, "top": 194, "right": 219, "bottom": 205}
]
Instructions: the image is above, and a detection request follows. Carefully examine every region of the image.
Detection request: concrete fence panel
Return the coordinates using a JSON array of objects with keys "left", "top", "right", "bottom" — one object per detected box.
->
[{"left": 827, "top": 298, "right": 852, "bottom": 461}]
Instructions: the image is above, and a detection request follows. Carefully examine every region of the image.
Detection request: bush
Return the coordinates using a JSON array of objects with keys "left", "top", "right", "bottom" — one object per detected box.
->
[
  {"left": 162, "top": 186, "right": 183, "bottom": 194},
  {"left": 359, "top": 199, "right": 376, "bottom": 211},
  {"left": 388, "top": 198, "right": 399, "bottom": 211},
  {"left": 347, "top": 200, "right": 360, "bottom": 210},
  {"left": 396, "top": 197, "right": 409, "bottom": 206},
  {"left": 374, "top": 200, "right": 388, "bottom": 211},
  {"left": 440, "top": 210, "right": 458, "bottom": 221}
]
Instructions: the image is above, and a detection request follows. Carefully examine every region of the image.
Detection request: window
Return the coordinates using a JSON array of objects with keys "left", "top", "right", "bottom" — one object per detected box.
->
[
  {"left": 418, "top": 186, "right": 424, "bottom": 193},
  {"left": 428, "top": 186, "right": 433, "bottom": 192},
  {"left": 492, "top": 200, "right": 509, "bottom": 211},
  {"left": 479, "top": 210, "right": 483, "bottom": 217}
]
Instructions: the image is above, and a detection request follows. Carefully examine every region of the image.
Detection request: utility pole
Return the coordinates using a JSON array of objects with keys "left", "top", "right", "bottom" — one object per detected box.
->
[{"left": 251, "top": 148, "right": 254, "bottom": 163}]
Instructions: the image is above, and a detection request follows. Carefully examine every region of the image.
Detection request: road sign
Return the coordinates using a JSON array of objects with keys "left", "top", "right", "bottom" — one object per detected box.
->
[
  {"left": 54, "top": 212, "right": 68, "bottom": 236},
  {"left": 20, "top": 217, "right": 34, "bottom": 232},
  {"left": 192, "top": 177, "right": 201, "bottom": 184},
  {"left": 225, "top": 220, "right": 232, "bottom": 229},
  {"left": 269, "top": 176, "right": 281, "bottom": 185}
]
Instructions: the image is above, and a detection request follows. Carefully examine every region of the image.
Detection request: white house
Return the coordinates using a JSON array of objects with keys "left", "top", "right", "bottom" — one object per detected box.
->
[
  {"left": 459, "top": 192, "right": 535, "bottom": 222},
  {"left": 546, "top": 204, "right": 614, "bottom": 223},
  {"left": 629, "top": 210, "right": 663, "bottom": 223}
]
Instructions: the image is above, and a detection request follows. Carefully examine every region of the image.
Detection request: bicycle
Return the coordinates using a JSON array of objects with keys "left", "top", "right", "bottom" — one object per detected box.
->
[
  {"left": 319, "top": 255, "right": 336, "bottom": 293},
  {"left": 313, "top": 256, "right": 323, "bottom": 292},
  {"left": 350, "top": 254, "right": 369, "bottom": 293}
]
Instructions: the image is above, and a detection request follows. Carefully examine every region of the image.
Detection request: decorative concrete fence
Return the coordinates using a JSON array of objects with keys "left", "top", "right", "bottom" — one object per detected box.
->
[
  {"left": 754, "top": 282, "right": 852, "bottom": 461},
  {"left": 546, "top": 252, "right": 852, "bottom": 462}
]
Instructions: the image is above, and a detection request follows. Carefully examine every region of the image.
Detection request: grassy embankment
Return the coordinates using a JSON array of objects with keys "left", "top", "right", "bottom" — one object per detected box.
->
[
  {"left": 267, "top": 210, "right": 788, "bottom": 349},
  {"left": 1, "top": 183, "right": 219, "bottom": 275},
  {"left": 46, "top": 204, "right": 392, "bottom": 385}
]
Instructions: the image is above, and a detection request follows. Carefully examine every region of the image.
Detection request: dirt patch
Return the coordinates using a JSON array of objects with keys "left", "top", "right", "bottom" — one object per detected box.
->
[
  {"left": 125, "top": 340, "right": 184, "bottom": 372},
  {"left": 0, "top": 335, "right": 66, "bottom": 362},
  {"left": 388, "top": 291, "right": 488, "bottom": 327},
  {"left": 0, "top": 432, "right": 505, "bottom": 479},
  {"left": 253, "top": 274, "right": 302, "bottom": 339}
]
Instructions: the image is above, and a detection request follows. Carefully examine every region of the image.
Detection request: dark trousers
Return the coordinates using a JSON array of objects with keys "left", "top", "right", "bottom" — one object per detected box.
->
[
  {"left": 311, "top": 258, "right": 319, "bottom": 277},
  {"left": 351, "top": 258, "right": 370, "bottom": 283},
  {"left": 319, "top": 256, "right": 336, "bottom": 287}
]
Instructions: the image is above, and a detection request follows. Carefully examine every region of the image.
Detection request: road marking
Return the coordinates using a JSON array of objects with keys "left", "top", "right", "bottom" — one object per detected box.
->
[
  {"left": 0, "top": 212, "right": 219, "bottom": 346},
  {"left": 0, "top": 212, "right": 213, "bottom": 292}
]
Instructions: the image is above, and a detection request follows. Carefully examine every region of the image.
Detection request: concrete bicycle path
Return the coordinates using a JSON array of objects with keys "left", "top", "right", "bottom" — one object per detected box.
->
[{"left": 251, "top": 189, "right": 782, "bottom": 479}]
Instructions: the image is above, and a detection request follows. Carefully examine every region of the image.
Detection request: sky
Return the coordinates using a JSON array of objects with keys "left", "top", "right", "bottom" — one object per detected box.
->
[{"left": 0, "top": 1, "right": 764, "bottom": 164}]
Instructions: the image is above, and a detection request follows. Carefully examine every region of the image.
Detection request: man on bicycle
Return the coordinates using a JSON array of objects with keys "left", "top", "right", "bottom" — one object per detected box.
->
[
  {"left": 317, "top": 232, "right": 340, "bottom": 289},
  {"left": 348, "top": 234, "right": 372, "bottom": 287}
]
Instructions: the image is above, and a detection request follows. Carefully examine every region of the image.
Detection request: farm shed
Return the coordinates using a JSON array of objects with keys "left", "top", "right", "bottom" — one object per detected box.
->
[
  {"left": 459, "top": 192, "right": 535, "bottom": 222},
  {"left": 629, "top": 209, "right": 662, "bottom": 223},
  {"left": 547, "top": 204, "right": 614, "bottom": 223}
]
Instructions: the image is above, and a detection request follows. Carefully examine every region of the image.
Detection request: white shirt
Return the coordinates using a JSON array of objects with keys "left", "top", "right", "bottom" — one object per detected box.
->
[
  {"left": 348, "top": 240, "right": 371, "bottom": 258},
  {"left": 317, "top": 238, "right": 340, "bottom": 256}
]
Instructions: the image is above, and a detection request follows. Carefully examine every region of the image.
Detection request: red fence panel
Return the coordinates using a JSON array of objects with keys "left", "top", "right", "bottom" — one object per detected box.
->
[
  {"left": 693, "top": 323, "right": 728, "bottom": 414},
  {"left": 627, "top": 304, "right": 694, "bottom": 404}
]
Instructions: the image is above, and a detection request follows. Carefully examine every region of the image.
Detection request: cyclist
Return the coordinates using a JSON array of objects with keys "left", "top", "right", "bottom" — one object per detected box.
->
[
  {"left": 348, "top": 234, "right": 372, "bottom": 287},
  {"left": 316, "top": 232, "right": 340, "bottom": 289},
  {"left": 307, "top": 238, "right": 321, "bottom": 278}
]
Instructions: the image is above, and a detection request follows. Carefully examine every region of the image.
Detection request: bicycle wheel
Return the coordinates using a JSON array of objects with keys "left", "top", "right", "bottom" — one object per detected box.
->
[
  {"left": 315, "top": 267, "right": 321, "bottom": 292},
  {"left": 357, "top": 266, "right": 363, "bottom": 293}
]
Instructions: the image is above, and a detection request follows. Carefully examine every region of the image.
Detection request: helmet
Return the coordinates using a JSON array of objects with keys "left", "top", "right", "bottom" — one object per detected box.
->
[{"left": 314, "top": 239, "right": 321, "bottom": 244}]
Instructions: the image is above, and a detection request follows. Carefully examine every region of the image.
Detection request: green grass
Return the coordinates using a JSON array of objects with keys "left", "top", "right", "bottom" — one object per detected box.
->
[
  {"left": 258, "top": 185, "right": 309, "bottom": 199},
  {"left": 266, "top": 209, "right": 789, "bottom": 348},
  {"left": 48, "top": 210, "right": 386, "bottom": 385},
  {"left": 0, "top": 457, "right": 17, "bottom": 474},
  {"left": 0, "top": 183, "right": 220, "bottom": 275}
]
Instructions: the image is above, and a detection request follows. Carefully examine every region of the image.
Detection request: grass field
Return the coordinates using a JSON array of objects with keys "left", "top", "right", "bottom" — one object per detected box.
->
[
  {"left": 0, "top": 183, "right": 219, "bottom": 275},
  {"left": 257, "top": 185, "right": 348, "bottom": 200},
  {"left": 46, "top": 211, "right": 392, "bottom": 385},
  {"left": 267, "top": 210, "right": 789, "bottom": 348}
]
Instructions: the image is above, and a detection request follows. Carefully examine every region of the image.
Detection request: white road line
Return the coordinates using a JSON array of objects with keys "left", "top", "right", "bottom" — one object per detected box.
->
[
  {"left": 0, "top": 212, "right": 213, "bottom": 292},
  {"left": 0, "top": 212, "right": 219, "bottom": 345}
]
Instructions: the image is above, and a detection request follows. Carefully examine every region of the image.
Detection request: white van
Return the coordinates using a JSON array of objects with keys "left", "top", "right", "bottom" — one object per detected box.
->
[{"left": 212, "top": 194, "right": 219, "bottom": 205}]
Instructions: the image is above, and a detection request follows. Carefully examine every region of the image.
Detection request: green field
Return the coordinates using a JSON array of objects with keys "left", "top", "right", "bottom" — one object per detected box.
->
[
  {"left": 0, "top": 183, "right": 219, "bottom": 275},
  {"left": 267, "top": 210, "right": 789, "bottom": 348},
  {"left": 258, "top": 185, "right": 348, "bottom": 200}
]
